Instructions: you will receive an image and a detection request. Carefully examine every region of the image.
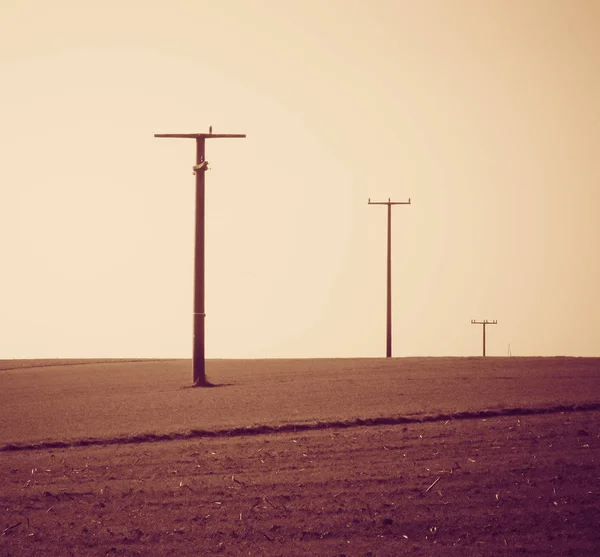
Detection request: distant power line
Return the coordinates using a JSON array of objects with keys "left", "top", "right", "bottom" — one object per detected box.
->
[
  {"left": 368, "top": 197, "right": 411, "bottom": 358},
  {"left": 471, "top": 319, "right": 497, "bottom": 357}
]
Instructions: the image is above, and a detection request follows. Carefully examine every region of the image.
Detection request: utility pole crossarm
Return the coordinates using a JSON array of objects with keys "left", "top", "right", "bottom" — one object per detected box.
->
[
  {"left": 368, "top": 198, "right": 411, "bottom": 206},
  {"left": 154, "top": 133, "right": 246, "bottom": 139}
]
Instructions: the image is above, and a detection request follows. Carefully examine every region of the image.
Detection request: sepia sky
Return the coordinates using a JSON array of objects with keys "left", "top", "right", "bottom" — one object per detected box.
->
[{"left": 1, "top": 0, "right": 599, "bottom": 359}]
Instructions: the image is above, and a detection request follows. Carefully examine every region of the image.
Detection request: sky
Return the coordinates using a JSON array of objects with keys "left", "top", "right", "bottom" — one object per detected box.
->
[{"left": 1, "top": 0, "right": 599, "bottom": 359}]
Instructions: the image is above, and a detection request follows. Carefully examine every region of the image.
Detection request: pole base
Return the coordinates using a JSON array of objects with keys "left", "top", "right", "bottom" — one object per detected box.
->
[{"left": 192, "top": 379, "right": 216, "bottom": 388}]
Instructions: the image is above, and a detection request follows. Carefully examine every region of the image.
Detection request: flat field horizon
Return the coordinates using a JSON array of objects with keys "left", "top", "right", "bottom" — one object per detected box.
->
[{"left": 1, "top": 356, "right": 599, "bottom": 448}]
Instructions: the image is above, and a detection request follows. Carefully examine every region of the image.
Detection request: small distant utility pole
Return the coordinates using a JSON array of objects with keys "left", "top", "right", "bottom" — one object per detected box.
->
[
  {"left": 155, "top": 128, "right": 245, "bottom": 386},
  {"left": 368, "top": 197, "right": 411, "bottom": 358},
  {"left": 471, "top": 319, "right": 497, "bottom": 357}
]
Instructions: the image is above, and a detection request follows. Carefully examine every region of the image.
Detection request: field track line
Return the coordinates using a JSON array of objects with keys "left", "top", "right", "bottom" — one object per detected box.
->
[
  {"left": 0, "top": 359, "right": 173, "bottom": 372},
  {"left": 2, "top": 402, "right": 599, "bottom": 453}
]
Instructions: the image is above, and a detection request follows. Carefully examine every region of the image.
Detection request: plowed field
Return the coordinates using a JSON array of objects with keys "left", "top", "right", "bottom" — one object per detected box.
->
[{"left": 1, "top": 357, "right": 599, "bottom": 555}]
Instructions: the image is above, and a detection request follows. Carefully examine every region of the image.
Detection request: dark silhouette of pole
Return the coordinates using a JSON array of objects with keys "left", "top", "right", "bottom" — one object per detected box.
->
[
  {"left": 155, "top": 129, "right": 245, "bottom": 386},
  {"left": 368, "top": 197, "right": 411, "bottom": 357},
  {"left": 471, "top": 319, "right": 497, "bottom": 356}
]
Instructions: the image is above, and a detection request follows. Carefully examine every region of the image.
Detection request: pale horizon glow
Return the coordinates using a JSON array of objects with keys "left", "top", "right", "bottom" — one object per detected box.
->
[{"left": 1, "top": 0, "right": 599, "bottom": 359}]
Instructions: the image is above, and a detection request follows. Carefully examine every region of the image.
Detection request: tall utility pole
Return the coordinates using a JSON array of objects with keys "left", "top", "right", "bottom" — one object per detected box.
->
[
  {"left": 368, "top": 197, "right": 411, "bottom": 358},
  {"left": 155, "top": 129, "right": 246, "bottom": 386},
  {"left": 471, "top": 319, "right": 497, "bottom": 357}
]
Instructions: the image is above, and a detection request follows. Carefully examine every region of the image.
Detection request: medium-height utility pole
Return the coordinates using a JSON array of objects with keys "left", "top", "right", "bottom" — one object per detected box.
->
[
  {"left": 471, "top": 319, "right": 497, "bottom": 357},
  {"left": 155, "top": 129, "right": 246, "bottom": 386},
  {"left": 368, "top": 197, "right": 411, "bottom": 358}
]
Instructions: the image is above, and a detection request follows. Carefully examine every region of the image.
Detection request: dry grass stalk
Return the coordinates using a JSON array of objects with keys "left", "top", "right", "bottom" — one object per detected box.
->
[{"left": 424, "top": 477, "right": 441, "bottom": 493}]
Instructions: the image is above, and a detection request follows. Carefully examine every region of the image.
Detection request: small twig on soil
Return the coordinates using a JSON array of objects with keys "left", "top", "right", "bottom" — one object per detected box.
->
[
  {"left": 264, "top": 497, "right": 278, "bottom": 509},
  {"left": 424, "top": 477, "right": 441, "bottom": 494},
  {"left": 2, "top": 522, "right": 21, "bottom": 536},
  {"left": 232, "top": 476, "right": 245, "bottom": 486}
]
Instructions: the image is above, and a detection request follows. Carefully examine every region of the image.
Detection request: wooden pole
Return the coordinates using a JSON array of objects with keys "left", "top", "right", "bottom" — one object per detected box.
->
[
  {"left": 155, "top": 130, "right": 246, "bottom": 386},
  {"left": 471, "top": 319, "right": 497, "bottom": 357},
  {"left": 368, "top": 197, "right": 411, "bottom": 358},
  {"left": 193, "top": 137, "right": 206, "bottom": 385}
]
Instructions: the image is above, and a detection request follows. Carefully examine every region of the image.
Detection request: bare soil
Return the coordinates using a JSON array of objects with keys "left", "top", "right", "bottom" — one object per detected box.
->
[
  {"left": 1, "top": 358, "right": 599, "bottom": 556},
  {"left": 1, "top": 357, "right": 599, "bottom": 447}
]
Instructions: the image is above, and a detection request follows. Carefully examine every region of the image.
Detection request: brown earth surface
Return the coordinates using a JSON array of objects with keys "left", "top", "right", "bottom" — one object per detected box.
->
[
  {"left": 1, "top": 411, "right": 599, "bottom": 556},
  {"left": 1, "top": 357, "right": 599, "bottom": 447},
  {"left": 1, "top": 358, "right": 599, "bottom": 555}
]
